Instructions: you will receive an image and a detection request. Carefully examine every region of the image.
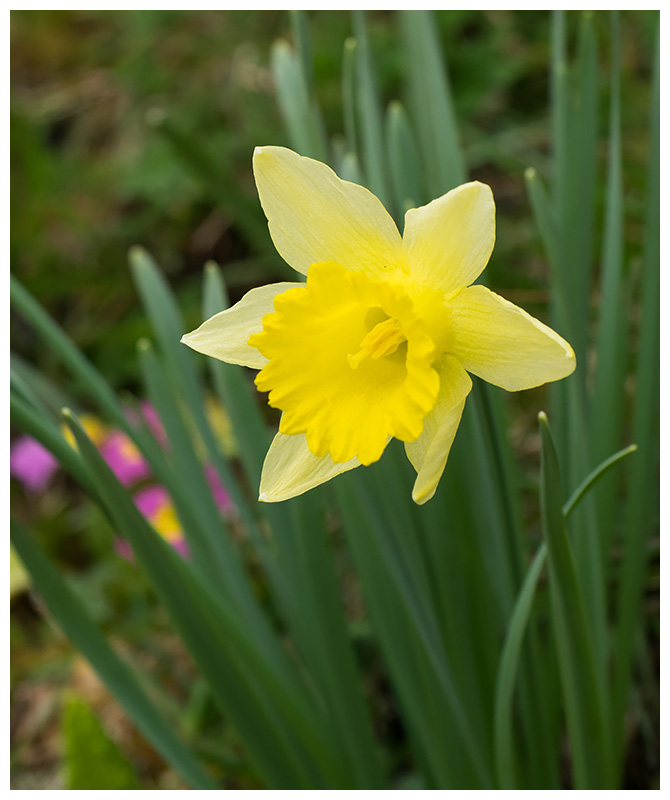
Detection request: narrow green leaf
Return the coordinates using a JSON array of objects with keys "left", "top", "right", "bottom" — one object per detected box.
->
[
  {"left": 550, "top": 9, "right": 570, "bottom": 251},
  {"left": 340, "top": 471, "right": 494, "bottom": 789},
  {"left": 10, "top": 353, "right": 74, "bottom": 419},
  {"left": 129, "top": 246, "right": 258, "bottom": 540},
  {"left": 10, "top": 392, "right": 97, "bottom": 497},
  {"left": 200, "top": 265, "right": 383, "bottom": 786},
  {"left": 524, "top": 167, "right": 570, "bottom": 334},
  {"left": 351, "top": 11, "right": 392, "bottom": 210},
  {"left": 494, "top": 542, "right": 547, "bottom": 788},
  {"left": 613, "top": 17, "right": 660, "bottom": 768},
  {"left": 9, "top": 301, "right": 227, "bottom": 589},
  {"left": 11, "top": 271, "right": 232, "bottom": 572},
  {"left": 529, "top": 17, "right": 607, "bottom": 670},
  {"left": 199, "top": 265, "right": 287, "bottom": 597},
  {"left": 538, "top": 413, "right": 613, "bottom": 788},
  {"left": 136, "top": 335, "right": 289, "bottom": 679},
  {"left": 563, "top": 444, "right": 637, "bottom": 518},
  {"left": 271, "top": 39, "right": 327, "bottom": 161},
  {"left": 471, "top": 382, "right": 526, "bottom": 609},
  {"left": 550, "top": 9, "right": 598, "bottom": 364},
  {"left": 289, "top": 10, "right": 314, "bottom": 95},
  {"left": 10, "top": 520, "right": 217, "bottom": 790},
  {"left": 400, "top": 10, "right": 465, "bottom": 196},
  {"left": 277, "top": 491, "right": 386, "bottom": 788},
  {"left": 136, "top": 339, "right": 242, "bottom": 599},
  {"left": 11, "top": 275, "right": 121, "bottom": 423},
  {"left": 414, "top": 455, "right": 502, "bottom": 781},
  {"left": 532, "top": 14, "right": 607, "bottom": 669},
  {"left": 546, "top": 9, "right": 575, "bottom": 474},
  {"left": 494, "top": 440, "right": 638, "bottom": 787},
  {"left": 11, "top": 369, "right": 51, "bottom": 419},
  {"left": 201, "top": 263, "right": 269, "bottom": 489},
  {"left": 569, "top": 11, "right": 599, "bottom": 365},
  {"left": 62, "top": 410, "right": 348, "bottom": 789},
  {"left": 590, "top": 11, "right": 627, "bottom": 549},
  {"left": 341, "top": 38, "right": 358, "bottom": 156},
  {"left": 542, "top": 11, "right": 599, "bottom": 373},
  {"left": 338, "top": 150, "right": 363, "bottom": 184},
  {"left": 458, "top": 391, "right": 560, "bottom": 788},
  {"left": 338, "top": 478, "right": 473, "bottom": 788},
  {"left": 386, "top": 101, "right": 423, "bottom": 218},
  {"left": 11, "top": 274, "right": 178, "bottom": 482}
]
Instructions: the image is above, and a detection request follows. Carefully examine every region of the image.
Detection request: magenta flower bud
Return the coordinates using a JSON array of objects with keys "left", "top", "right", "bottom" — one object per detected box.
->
[
  {"left": 100, "top": 431, "right": 150, "bottom": 487},
  {"left": 10, "top": 436, "right": 59, "bottom": 493}
]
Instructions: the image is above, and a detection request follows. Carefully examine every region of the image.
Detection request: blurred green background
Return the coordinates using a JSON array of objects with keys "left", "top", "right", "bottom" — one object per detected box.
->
[{"left": 11, "top": 10, "right": 658, "bottom": 789}]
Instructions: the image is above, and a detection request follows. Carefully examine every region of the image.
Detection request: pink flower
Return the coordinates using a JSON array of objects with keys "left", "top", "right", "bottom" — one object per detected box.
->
[
  {"left": 100, "top": 431, "right": 150, "bottom": 487},
  {"left": 114, "top": 538, "right": 135, "bottom": 562},
  {"left": 134, "top": 485, "right": 169, "bottom": 518},
  {"left": 171, "top": 538, "right": 191, "bottom": 559},
  {"left": 10, "top": 436, "right": 59, "bottom": 492},
  {"left": 116, "top": 486, "right": 191, "bottom": 562},
  {"left": 124, "top": 401, "right": 167, "bottom": 446},
  {"left": 204, "top": 464, "right": 234, "bottom": 515},
  {"left": 140, "top": 402, "right": 167, "bottom": 445}
]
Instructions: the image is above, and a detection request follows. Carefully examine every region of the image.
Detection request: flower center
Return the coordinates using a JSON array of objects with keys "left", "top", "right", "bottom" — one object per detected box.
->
[
  {"left": 248, "top": 261, "right": 440, "bottom": 466},
  {"left": 348, "top": 317, "right": 406, "bottom": 369}
]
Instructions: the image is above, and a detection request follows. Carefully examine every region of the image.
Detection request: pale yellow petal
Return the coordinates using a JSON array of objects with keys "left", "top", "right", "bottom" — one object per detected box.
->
[
  {"left": 253, "top": 146, "right": 403, "bottom": 278},
  {"left": 181, "top": 282, "right": 302, "bottom": 369},
  {"left": 445, "top": 285, "right": 576, "bottom": 391},
  {"left": 403, "top": 182, "right": 495, "bottom": 296},
  {"left": 405, "top": 356, "right": 472, "bottom": 505},
  {"left": 259, "top": 431, "right": 360, "bottom": 502}
]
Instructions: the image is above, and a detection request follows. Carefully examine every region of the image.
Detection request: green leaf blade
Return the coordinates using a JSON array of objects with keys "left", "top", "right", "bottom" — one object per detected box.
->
[
  {"left": 538, "top": 413, "right": 613, "bottom": 788},
  {"left": 10, "top": 520, "right": 217, "bottom": 790}
]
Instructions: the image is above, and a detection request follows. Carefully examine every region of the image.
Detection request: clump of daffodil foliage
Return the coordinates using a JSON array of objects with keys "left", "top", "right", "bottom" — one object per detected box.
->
[{"left": 183, "top": 146, "right": 575, "bottom": 503}]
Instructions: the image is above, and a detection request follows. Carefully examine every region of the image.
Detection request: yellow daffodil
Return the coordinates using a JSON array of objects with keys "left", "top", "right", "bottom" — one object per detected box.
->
[{"left": 182, "top": 147, "right": 575, "bottom": 504}]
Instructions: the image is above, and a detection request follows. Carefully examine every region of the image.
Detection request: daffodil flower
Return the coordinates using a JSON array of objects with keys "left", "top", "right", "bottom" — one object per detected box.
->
[{"left": 183, "top": 147, "right": 575, "bottom": 504}]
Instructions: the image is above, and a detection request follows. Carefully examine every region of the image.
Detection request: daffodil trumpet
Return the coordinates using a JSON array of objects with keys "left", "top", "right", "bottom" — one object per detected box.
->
[{"left": 182, "top": 146, "right": 575, "bottom": 504}]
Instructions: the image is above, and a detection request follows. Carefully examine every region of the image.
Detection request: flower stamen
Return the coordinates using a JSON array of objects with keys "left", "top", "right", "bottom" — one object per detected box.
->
[{"left": 348, "top": 317, "right": 406, "bottom": 369}]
